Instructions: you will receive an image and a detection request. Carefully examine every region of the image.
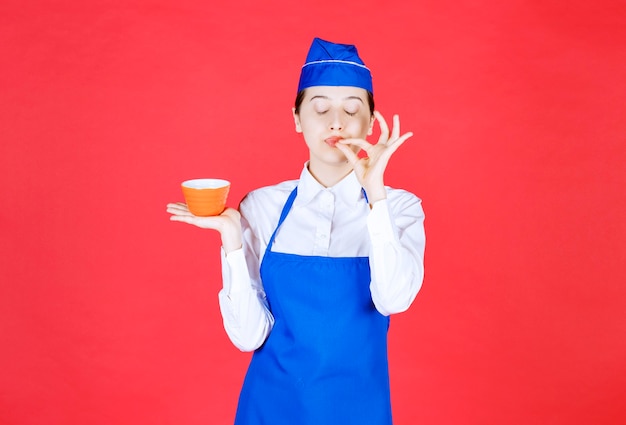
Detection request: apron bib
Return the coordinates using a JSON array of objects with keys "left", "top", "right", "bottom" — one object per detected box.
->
[{"left": 234, "top": 188, "right": 392, "bottom": 425}]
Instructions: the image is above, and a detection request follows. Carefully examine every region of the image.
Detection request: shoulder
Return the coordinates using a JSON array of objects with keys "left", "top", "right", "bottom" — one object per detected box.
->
[
  {"left": 385, "top": 186, "right": 425, "bottom": 218},
  {"left": 240, "top": 179, "right": 299, "bottom": 226}
]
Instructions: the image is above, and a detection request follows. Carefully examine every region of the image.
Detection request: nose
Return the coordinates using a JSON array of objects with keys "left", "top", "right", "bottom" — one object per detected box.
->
[{"left": 329, "top": 111, "right": 344, "bottom": 131}]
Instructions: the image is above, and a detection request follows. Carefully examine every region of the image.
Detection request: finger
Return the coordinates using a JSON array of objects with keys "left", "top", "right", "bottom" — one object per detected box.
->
[
  {"left": 335, "top": 142, "right": 361, "bottom": 166},
  {"left": 166, "top": 203, "right": 189, "bottom": 212},
  {"left": 385, "top": 131, "right": 413, "bottom": 154},
  {"left": 390, "top": 114, "right": 400, "bottom": 141},
  {"left": 374, "top": 110, "right": 389, "bottom": 144},
  {"left": 169, "top": 214, "right": 199, "bottom": 225},
  {"left": 167, "top": 204, "right": 194, "bottom": 217},
  {"left": 167, "top": 202, "right": 188, "bottom": 210},
  {"left": 338, "top": 138, "right": 372, "bottom": 151},
  {"left": 170, "top": 214, "right": 222, "bottom": 230}
]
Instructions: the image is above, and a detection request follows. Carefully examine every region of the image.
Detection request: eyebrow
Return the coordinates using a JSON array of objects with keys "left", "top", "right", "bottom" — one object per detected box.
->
[{"left": 309, "top": 95, "right": 364, "bottom": 103}]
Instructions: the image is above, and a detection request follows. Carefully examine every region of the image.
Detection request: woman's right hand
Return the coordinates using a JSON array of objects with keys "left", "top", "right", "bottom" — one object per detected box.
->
[{"left": 166, "top": 203, "right": 243, "bottom": 253}]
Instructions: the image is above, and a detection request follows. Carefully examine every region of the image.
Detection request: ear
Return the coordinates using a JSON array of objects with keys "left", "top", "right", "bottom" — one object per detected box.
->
[
  {"left": 367, "top": 113, "right": 375, "bottom": 136},
  {"left": 292, "top": 107, "right": 302, "bottom": 133}
]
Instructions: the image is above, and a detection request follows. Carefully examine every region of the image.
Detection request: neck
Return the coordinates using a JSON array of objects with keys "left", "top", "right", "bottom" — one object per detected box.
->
[{"left": 307, "top": 158, "right": 353, "bottom": 188}]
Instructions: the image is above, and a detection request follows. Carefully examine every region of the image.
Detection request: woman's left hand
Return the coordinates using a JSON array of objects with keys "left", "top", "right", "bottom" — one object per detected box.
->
[{"left": 335, "top": 110, "right": 413, "bottom": 204}]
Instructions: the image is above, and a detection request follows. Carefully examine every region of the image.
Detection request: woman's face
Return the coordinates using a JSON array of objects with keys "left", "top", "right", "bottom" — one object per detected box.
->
[{"left": 293, "top": 86, "right": 374, "bottom": 166}]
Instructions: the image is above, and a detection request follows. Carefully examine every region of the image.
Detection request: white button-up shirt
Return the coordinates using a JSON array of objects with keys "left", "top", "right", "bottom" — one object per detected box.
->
[{"left": 219, "top": 164, "right": 426, "bottom": 351}]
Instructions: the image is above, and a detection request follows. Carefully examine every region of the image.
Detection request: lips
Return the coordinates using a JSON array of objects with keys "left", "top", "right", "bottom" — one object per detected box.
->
[{"left": 325, "top": 136, "right": 342, "bottom": 147}]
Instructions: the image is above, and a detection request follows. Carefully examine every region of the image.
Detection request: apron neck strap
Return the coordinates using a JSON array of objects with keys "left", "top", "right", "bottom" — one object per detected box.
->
[
  {"left": 266, "top": 187, "right": 298, "bottom": 252},
  {"left": 266, "top": 186, "right": 368, "bottom": 252}
]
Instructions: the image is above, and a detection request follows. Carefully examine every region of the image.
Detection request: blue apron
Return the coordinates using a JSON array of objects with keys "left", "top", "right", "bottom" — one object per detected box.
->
[{"left": 234, "top": 187, "right": 392, "bottom": 425}]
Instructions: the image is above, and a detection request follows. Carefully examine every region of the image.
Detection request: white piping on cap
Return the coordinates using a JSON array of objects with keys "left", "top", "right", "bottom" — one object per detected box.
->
[{"left": 301, "top": 59, "right": 370, "bottom": 71}]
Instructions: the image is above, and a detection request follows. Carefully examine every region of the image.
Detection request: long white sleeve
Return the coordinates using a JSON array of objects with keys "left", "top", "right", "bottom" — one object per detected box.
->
[
  {"left": 218, "top": 238, "right": 274, "bottom": 351},
  {"left": 367, "top": 195, "right": 425, "bottom": 316}
]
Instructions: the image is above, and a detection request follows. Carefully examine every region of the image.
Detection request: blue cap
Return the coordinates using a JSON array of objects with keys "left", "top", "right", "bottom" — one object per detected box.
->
[{"left": 297, "top": 37, "right": 373, "bottom": 94}]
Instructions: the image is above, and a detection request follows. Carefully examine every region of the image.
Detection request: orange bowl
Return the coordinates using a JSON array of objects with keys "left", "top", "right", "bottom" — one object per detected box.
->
[{"left": 181, "top": 179, "right": 230, "bottom": 216}]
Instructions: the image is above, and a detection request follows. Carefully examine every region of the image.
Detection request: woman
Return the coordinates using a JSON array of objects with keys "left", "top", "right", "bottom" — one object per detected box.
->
[{"left": 167, "top": 37, "right": 425, "bottom": 425}]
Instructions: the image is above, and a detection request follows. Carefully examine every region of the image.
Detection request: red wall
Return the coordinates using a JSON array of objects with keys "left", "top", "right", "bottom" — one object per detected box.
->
[{"left": 1, "top": 1, "right": 625, "bottom": 424}]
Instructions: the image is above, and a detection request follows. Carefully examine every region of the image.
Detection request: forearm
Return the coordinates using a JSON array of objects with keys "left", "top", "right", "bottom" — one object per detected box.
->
[
  {"left": 219, "top": 217, "right": 243, "bottom": 254},
  {"left": 219, "top": 248, "right": 274, "bottom": 351},
  {"left": 367, "top": 198, "right": 425, "bottom": 315},
  {"left": 369, "top": 244, "right": 423, "bottom": 315}
]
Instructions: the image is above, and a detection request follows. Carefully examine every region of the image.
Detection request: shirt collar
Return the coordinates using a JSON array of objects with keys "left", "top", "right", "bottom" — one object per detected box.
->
[{"left": 294, "top": 162, "right": 366, "bottom": 208}]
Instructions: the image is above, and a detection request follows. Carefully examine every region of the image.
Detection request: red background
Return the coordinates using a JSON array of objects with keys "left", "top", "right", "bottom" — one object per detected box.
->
[{"left": 1, "top": 1, "right": 625, "bottom": 424}]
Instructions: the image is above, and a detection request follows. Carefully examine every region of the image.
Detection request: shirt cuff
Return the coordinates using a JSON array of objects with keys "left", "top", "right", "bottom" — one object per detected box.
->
[{"left": 221, "top": 247, "right": 249, "bottom": 296}]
